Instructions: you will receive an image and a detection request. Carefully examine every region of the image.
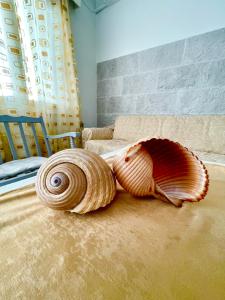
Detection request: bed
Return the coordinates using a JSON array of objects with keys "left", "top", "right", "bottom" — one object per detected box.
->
[{"left": 0, "top": 163, "right": 225, "bottom": 299}]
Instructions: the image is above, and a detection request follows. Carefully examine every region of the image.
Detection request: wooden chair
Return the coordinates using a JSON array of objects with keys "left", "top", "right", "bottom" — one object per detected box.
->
[{"left": 0, "top": 115, "right": 80, "bottom": 187}]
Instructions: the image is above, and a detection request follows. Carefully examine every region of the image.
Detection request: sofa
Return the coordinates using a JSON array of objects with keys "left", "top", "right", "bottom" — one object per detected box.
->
[{"left": 82, "top": 115, "right": 225, "bottom": 165}]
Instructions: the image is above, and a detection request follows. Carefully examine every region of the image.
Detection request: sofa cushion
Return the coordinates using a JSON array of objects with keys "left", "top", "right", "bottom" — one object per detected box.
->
[
  {"left": 0, "top": 157, "right": 47, "bottom": 180},
  {"left": 113, "top": 115, "right": 162, "bottom": 142},
  {"left": 85, "top": 139, "right": 130, "bottom": 155},
  {"left": 195, "top": 151, "right": 225, "bottom": 165},
  {"left": 85, "top": 138, "right": 225, "bottom": 165},
  {"left": 113, "top": 115, "right": 225, "bottom": 155}
]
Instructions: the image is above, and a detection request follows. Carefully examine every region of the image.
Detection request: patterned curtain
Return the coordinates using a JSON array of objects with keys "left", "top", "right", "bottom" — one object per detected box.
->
[{"left": 0, "top": 0, "right": 81, "bottom": 161}]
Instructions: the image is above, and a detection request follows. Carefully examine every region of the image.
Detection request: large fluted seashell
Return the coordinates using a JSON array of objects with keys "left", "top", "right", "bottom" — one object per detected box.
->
[
  {"left": 112, "top": 138, "right": 209, "bottom": 207},
  {"left": 36, "top": 149, "right": 116, "bottom": 214}
]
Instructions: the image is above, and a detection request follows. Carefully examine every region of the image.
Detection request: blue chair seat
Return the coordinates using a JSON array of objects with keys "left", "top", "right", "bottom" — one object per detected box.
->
[{"left": 0, "top": 157, "right": 47, "bottom": 180}]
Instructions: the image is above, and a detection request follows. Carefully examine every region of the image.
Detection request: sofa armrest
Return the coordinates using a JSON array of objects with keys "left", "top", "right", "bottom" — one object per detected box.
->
[{"left": 82, "top": 127, "right": 113, "bottom": 147}]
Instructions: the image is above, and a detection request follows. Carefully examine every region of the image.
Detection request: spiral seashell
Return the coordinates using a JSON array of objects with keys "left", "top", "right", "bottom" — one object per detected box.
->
[
  {"left": 112, "top": 138, "right": 209, "bottom": 207},
  {"left": 36, "top": 149, "right": 116, "bottom": 214}
]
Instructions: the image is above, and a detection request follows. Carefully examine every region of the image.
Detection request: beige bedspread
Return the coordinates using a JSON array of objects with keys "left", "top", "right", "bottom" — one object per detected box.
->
[{"left": 0, "top": 164, "right": 225, "bottom": 300}]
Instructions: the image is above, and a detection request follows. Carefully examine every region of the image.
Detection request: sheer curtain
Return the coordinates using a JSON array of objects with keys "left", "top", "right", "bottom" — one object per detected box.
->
[{"left": 0, "top": 0, "right": 81, "bottom": 161}]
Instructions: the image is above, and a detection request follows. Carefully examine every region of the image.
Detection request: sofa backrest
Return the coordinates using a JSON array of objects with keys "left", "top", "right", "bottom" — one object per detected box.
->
[{"left": 113, "top": 115, "right": 225, "bottom": 154}]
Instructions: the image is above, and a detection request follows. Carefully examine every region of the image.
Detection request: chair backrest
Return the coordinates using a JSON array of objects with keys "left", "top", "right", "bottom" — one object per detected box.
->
[{"left": 0, "top": 115, "right": 52, "bottom": 164}]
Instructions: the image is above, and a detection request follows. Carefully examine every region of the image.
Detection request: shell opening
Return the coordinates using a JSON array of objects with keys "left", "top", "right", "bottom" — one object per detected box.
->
[
  {"left": 48, "top": 172, "right": 69, "bottom": 195},
  {"left": 52, "top": 177, "right": 61, "bottom": 187},
  {"left": 42, "top": 162, "right": 88, "bottom": 210}
]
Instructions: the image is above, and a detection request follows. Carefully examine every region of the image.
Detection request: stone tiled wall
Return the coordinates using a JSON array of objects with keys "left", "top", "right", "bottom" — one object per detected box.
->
[{"left": 97, "top": 28, "right": 225, "bottom": 126}]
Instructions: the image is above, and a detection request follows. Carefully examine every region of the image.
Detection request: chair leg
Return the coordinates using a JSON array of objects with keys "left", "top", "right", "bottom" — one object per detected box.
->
[{"left": 69, "top": 137, "right": 76, "bottom": 148}]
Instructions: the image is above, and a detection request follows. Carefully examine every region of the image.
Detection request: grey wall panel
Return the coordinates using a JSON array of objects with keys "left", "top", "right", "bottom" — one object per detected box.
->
[{"left": 97, "top": 28, "right": 225, "bottom": 127}]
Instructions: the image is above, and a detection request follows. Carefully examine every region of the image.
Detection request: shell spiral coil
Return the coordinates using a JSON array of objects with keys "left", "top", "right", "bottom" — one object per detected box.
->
[
  {"left": 112, "top": 138, "right": 209, "bottom": 207},
  {"left": 36, "top": 149, "right": 116, "bottom": 214}
]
